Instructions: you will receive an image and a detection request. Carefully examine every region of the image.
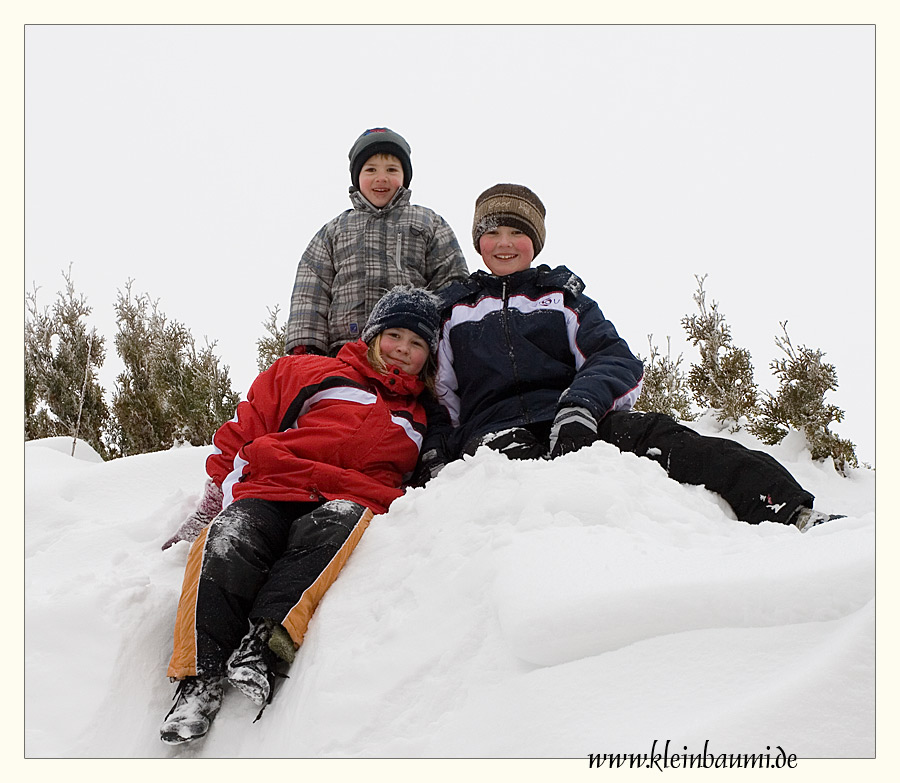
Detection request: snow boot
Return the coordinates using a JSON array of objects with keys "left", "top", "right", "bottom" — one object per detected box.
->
[
  {"left": 793, "top": 507, "right": 846, "bottom": 533},
  {"left": 226, "top": 619, "right": 280, "bottom": 706},
  {"left": 160, "top": 675, "right": 225, "bottom": 745}
]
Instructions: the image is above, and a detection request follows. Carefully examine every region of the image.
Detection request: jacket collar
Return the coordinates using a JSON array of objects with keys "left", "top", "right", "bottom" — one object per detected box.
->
[
  {"left": 464, "top": 264, "right": 585, "bottom": 297},
  {"left": 337, "top": 339, "right": 425, "bottom": 398},
  {"left": 348, "top": 186, "right": 412, "bottom": 215}
]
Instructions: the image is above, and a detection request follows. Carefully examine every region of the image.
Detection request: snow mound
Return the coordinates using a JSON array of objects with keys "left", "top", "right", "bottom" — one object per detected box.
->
[
  {"left": 26, "top": 436, "right": 105, "bottom": 462},
  {"left": 24, "top": 429, "right": 875, "bottom": 758}
]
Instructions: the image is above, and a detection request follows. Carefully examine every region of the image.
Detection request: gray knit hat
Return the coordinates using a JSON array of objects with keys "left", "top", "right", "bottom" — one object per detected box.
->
[
  {"left": 361, "top": 286, "right": 442, "bottom": 353},
  {"left": 348, "top": 127, "right": 413, "bottom": 190},
  {"left": 472, "top": 183, "right": 547, "bottom": 257}
]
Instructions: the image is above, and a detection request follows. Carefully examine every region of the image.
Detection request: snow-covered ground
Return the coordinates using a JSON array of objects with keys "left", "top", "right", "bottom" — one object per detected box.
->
[{"left": 24, "top": 417, "right": 875, "bottom": 761}]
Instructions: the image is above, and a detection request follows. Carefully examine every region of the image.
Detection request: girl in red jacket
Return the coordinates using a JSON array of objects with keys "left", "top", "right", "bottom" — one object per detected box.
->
[{"left": 160, "top": 286, "right": 441, "bottom": 746}]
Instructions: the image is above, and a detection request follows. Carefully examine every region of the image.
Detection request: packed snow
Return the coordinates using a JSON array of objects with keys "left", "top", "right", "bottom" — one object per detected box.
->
[{"left": 24, "top": 417, "right": 875, "bottom": 760}]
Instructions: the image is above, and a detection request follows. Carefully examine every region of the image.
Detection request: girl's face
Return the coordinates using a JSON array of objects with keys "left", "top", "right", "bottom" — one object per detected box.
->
[
  {"left": 378, "top": 327, "right": 430, "bottom": 376},
  {"left": 358, "top": 154, "right": 404, "bottom": 208},
  {"left": 478, "top": 225, "right": 535, "bottom": 275}
]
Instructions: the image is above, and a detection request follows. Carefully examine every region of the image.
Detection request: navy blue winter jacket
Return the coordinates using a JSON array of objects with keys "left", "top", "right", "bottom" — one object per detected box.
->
[{"left": 428, "top": 264, "right": 644, "bottom": 459}]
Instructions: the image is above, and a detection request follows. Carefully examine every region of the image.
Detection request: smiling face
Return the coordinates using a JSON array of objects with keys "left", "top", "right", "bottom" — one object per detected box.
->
[
  {"left": 478, "top": 225, "right": 535, "bottom": 276},
  {"left": 358, "top": 153, "right": 405, "bottom": 208},
  {"left": 377, "top": 327, "right": 430, "bottom": 376}
]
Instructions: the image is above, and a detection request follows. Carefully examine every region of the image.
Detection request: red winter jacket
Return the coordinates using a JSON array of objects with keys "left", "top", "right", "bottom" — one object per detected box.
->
[{"left": 206, "top": 340, "right": 427, "bottom": 515}]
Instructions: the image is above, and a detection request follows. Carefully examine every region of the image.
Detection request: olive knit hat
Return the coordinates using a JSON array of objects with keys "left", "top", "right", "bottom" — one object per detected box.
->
[
  {"left": 348, "top": 127, "right": 413, "bottom": 190},
  {"left": 361, "top": 286, "right": 442, "bottom": 353},
  {"left": 472, "top": 183, "right": 547, "bottom": 257}
]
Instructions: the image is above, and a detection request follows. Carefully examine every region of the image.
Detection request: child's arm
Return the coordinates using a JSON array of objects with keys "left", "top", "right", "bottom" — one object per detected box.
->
[
  {"left": 160, "top": 478, "right": 223, "bottom": 550},
  {"left": 206, "top": 363, "right": 283, "bottom": 490},
  {"left": 558, "top": 297, "right": 645, "bottom": 421},
  {"left": 162, "top": 360, "right": 293, "bottom": 549},
  {"left": 285, "top": 229, "right": 335, "bottom": 355},
  {"left": 413, "top": 392, "right": 454, "bottom": 484},
  {"left": 423, "top": 215, "right": 469, "bottom": 291}
]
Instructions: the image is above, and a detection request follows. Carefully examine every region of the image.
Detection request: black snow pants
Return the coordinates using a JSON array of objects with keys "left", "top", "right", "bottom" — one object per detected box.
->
[
  {"left": 597, "top": 411, "right": 814, "bottom": 525},
  {"left": 167, "top": 498, "right": 372, "bottom": 680},
  {"left": 471, "top": 410, "right": 814, "bottom": 526}
]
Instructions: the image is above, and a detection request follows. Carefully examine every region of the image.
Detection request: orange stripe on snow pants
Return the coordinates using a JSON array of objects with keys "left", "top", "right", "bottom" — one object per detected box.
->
[
  {"left": 166, "top": 526, "right": 211, "bottom": 679},
  {"left": 281, "top": 507, "right": 374, "bottom": 648}
]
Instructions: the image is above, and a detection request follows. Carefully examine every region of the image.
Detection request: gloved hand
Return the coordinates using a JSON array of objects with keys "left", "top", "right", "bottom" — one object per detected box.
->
[
  {"left": 549, "top": 406, "right": 598, "bottom": 458},
  {"left": 411, "top": 448, "right": 447, "bottom": 486},
  {"left": 290, "top": 345, "right": 325, "bottom": 356},
  {"left": 161, "top": 479, "right": 224, "bottom": 550},
  {"left": 476, "top": 427, "right": 547, "bottom": 460}
]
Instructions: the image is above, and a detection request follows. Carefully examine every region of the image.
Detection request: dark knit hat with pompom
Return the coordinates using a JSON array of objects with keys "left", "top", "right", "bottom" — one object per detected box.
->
[
  {"left": 472, "top": 183, "right": 547, "bottom": 257},
  {"left": 348, "top": 127, "right": 413, "bottom": 190},
  {"left": 361, "top": 286, "right": 442, "bottom": 353}
]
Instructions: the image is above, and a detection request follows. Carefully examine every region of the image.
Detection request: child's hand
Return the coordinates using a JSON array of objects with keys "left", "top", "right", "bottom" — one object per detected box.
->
[
  {"left": 290, "top": 345, "right": 325, "bottom": 356},
  {"left": 161, "top": 516, "right": 208, "bottom": 550},
  {"left": 411, "top": 448, "right": 446, "bottom": 486},
  {"left": 549, "top": 407, "right": 598, "bottom": 458},
  {"left": 161, "top": 479, "right": 223, "bottom": 550}
]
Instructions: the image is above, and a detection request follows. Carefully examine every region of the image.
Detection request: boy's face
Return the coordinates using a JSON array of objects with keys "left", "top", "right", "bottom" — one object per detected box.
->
[
  {"left": 479, "top": 226, "right": 535, "bottom": 276},
  {"left": 359, "top": 153, "right": 404, "bottom": 208}
]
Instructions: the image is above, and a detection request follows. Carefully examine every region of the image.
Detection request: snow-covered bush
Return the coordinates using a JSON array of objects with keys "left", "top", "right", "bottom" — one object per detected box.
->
[
  {"left": 681, "top": 274, "right": 758, "bottom": 431},
  {"left": 750, "top": 321, "right": 858, "bottom": 474},
  {"left": 633, "top": 335, "right": 694, "bottom": 421},
  {"left": 109, "top": 282, "right": 240, "bottom": 457},
  {"left": 256, "top": 304, "right": 287, "bottom": 372},
  {"left": 24, "top": 268, "right": 110, "bottom": 458}
]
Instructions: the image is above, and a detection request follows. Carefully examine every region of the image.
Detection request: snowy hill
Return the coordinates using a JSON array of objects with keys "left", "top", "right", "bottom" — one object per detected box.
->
[{"left": 24, "top": 420, "right": 875, "bottom": 759}]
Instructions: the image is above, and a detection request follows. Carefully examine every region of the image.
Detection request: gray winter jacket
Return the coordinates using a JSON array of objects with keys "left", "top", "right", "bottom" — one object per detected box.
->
[{"left": 285, "top": 188, "right": 468, "bottom": 355}]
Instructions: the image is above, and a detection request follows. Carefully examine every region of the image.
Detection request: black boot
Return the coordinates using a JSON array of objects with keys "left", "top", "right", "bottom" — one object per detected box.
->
[
  {"left": 226, "top": 620, "right": 279, "bottom": 706},
  {"left": 160, "top": 675, "right": 225, "bottom": 745}
]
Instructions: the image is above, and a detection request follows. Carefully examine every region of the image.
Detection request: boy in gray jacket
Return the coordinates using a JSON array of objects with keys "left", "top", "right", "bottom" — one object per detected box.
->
[
  {"left": 163, "top": 129, "right": 467, "bottom": 551},
  {"left": 285, "top": 127, "right": 469, "bottom": 356}
]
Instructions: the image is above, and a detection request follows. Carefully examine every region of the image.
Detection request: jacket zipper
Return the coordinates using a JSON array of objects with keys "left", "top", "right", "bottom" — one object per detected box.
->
[
  {"left": 501, "top": 279, "right": 531, "bottom": 424},
  {"left": 395, "top": 230, "right": 404, "bottom": 274}
]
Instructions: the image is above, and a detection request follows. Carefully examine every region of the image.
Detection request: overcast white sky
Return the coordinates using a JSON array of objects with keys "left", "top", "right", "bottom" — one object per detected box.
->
[{"left": 23, "top": 23, "right": 876, "bottom": 463}]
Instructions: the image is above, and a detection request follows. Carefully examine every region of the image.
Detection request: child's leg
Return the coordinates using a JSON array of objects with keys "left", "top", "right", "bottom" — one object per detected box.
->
[
  {"left": 251, "top": 500, "right": 373, "bottom": 651},
  {"left": 597, "top": 411, "right": 815, "bottom": 525},
  {"left": 166, "top": 498, "right": 308, "bottom": 679}
]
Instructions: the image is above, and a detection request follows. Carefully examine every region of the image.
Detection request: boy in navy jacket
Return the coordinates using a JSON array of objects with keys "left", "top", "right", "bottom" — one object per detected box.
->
[{"left": 423, "top": 184, "right": 839, "bottom": 533}]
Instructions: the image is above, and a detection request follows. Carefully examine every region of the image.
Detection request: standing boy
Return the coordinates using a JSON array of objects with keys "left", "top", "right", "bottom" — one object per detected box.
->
[
  {"left": 423, "top": 184, "right": 840, "bottom": 531},
  {"left": 285, "top": 127, "right": 469, "bottom": 357},
  {"left": 163, "top": 129, "right": 467, "bottom": 549}
]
